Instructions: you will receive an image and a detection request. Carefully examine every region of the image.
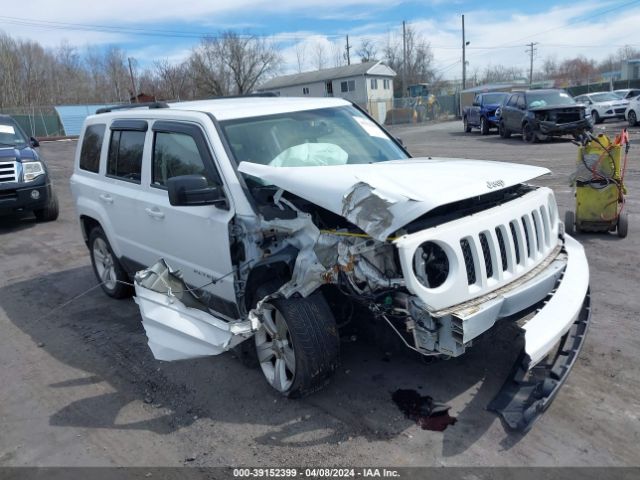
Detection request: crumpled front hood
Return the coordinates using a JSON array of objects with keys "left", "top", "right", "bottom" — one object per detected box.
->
[{"left": 238, "top": 158, "right": 549, "bottom": 240}]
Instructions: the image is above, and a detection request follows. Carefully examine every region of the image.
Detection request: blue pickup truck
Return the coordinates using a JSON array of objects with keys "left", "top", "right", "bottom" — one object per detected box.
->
[{"left": 463, "top": 92, "right": 509, "bottom": 135}]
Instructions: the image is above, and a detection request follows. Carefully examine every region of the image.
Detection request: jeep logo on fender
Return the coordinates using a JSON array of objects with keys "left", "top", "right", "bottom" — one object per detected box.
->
[{"left": 487, "top": 180, "right": 505, "bottom": 189}]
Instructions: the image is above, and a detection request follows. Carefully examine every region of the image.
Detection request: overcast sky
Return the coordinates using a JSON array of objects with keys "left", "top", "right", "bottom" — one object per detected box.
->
[{"left": 1, "top": 0, "right": 639, "bottom": 79}]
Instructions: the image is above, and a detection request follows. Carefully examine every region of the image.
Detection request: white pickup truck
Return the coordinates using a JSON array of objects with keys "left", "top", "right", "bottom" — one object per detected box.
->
[{"left": 70, "top": 97, "right": 590, "bottom": 431}]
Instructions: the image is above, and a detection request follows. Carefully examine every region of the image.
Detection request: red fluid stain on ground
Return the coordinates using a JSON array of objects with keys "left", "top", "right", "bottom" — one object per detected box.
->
[{"left": 392, "top": 389, "right": 457, "bottom": 432}]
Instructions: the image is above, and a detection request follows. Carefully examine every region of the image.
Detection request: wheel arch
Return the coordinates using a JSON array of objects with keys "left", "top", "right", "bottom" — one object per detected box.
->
[{"left": 244, "top": 245, "right": 299, "bottom": 309}]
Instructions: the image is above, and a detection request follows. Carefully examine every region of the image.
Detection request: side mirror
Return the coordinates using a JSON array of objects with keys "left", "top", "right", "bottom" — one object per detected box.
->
[
  {"left": 30, "top": 137, "right": 40, "bottom": 148},
  {"left": 167, "top": 175, "right": 227, "bottom": 208}
]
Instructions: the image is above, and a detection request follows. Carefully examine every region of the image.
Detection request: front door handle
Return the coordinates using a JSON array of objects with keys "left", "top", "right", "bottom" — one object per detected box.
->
[
  {"left": 99, "top": 193, "right": 113, "bottom": 204},
  {"left": 145, "top": 207, "right": 165, "bottom": 220}
]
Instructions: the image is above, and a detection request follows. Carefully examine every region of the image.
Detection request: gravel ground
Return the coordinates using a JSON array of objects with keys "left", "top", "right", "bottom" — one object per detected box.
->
[{"left": 0, "top": 120, "right": 638, "bottom": 467}]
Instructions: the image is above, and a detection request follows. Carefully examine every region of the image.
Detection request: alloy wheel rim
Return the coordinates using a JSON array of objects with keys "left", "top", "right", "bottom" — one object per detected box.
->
[
  {"left": 255, "top": 304, "right": 295, "bottom": 392},
  {"left": 93, "top": 238, "right": 117, "bottom": 290}
]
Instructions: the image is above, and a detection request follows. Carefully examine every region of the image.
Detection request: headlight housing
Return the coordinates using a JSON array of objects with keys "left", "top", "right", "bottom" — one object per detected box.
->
[
  {"left": 413, "top": 241, "right": 450, "bottom": 288},
  {"left": 22, "top": 161, "right": 45, "bottom": 182}
]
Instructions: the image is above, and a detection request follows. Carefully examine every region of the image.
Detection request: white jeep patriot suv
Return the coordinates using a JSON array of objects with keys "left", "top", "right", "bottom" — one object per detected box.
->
[{"left": 70, "top": 97, "right": 590, "bottom": 431}]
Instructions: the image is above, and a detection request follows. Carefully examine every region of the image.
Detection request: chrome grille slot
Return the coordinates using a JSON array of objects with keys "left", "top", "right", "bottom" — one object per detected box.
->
[
  {"left": 531, "top": 210, "right": 543, "bottom": 253},
  {"left": 509, "top": 221, "right": 521, "bottom": 265},
  {"left": 478, "top": 232, "right": 494, "bottom": 279},
  {"left": 495, "top": 226, "right": 508, "bottom": 271},
  {"left": 0, "top": 161, "right": 17, "bottom": 183},
  {"left": 521, "top": 216, "right": 532, "bottom": 258},
  {"left": 460, "top": 238, "right": 476, "bottom": 285}
]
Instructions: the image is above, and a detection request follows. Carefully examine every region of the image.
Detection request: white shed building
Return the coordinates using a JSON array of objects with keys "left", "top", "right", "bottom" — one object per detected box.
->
[{"left": 257, "top": 61, "right": 396, "bottom": 123}]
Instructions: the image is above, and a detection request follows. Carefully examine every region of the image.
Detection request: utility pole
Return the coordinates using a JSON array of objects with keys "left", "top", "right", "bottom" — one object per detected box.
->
[
  {"left": 127, "top": 57, "right": 138, "bottom": 103},
  {"left": 526, "top": 42, "right": 538, "bottom": 87},
  {"left": 345, "top": 35, "right": 352, "bottom": 65},
  {"left": 402, "top": 20, "right": 407, "bottom": 96},
  {"left": 462, "top": 14, "right": 466, "bottom": 90}
]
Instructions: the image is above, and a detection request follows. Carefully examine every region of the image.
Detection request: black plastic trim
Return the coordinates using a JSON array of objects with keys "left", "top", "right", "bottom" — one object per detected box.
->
[
  {"left": 96, "top": 102, "right": 169, "bottom": 114},
  {"left": 488, "top": 288, "right": 591, "bottom": 432},
  {"left": 110, "top": 120, "right": 148, "bottom": 132}
]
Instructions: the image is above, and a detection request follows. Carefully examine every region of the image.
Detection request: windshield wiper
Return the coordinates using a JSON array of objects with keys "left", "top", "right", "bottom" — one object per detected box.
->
[{"left": 0, "top": 142, "right": 17, "bottom": 147}]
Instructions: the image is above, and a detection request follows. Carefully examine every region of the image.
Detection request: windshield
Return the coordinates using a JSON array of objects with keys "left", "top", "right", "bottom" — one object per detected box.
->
[
  {"left": 220, "top": 106, "right": 408, "bottom": 169},
  {"left": 527, "top": 91, "right": 575, "bottom": 108},
  {"left": 0, "top": 118, "right": 28, "bottom": 147},
  {"left": 483, "top": 93, "right": 507, "bottom": 105},
  {"left": 590, "top": 92, "right": 620, "bottom": 102}
]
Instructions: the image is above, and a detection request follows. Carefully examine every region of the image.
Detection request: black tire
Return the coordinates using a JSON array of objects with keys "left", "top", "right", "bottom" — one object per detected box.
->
[
  {"left": 522, "top": 122, "right": 537, "bottom": 143},
  {"left": 33, "top": 191, "right": 59, "bottom": 222},
  {"left": 617, "top": 211, "right": 628, "bottom": 238},
  {"left": 628, "top": 110, "right": 637, "bottom": 127},
  {"left": 499, "top": 121, "right": 511, "bottom": 139},
  {"left": 463, "top": 116, "right": 471, "bottom": 133},
  {"left": 565, "top": 210, "right": 575, "bottom": 236},
  {"left": 253, "top": 283, "right": 339, "bottom": 398},
  {"left": 480, "top": 116, "right": 490, "bottom": 135},
  {"left": 591, "top": 110, "right": 601, "bottom": 124},
  {"left": 88, "top": 227, "right": 133, "bottom": 299}
]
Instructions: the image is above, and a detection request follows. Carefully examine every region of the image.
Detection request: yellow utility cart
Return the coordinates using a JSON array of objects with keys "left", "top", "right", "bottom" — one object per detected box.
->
[{"left": 565, "top": 131, "right": 629, "bottom": 238}]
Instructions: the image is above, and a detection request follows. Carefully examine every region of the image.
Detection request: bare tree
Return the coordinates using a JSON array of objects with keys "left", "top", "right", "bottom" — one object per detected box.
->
[
  {"left": 383, "top": 24, "right": 434, "bottom": 95},
  {"left": 331, "top": 42, "right": 345, "bottom": 68},
  {"left": 189, "top": 32, "right": 281, "bottom": 96},
  {"left": 294, "top": 42, "right": 306, "bottom": 73},
  {"left": 154, "top": 59, "right": 188, "bottom": 100},
  {"left": 481, "top": 65, "right": 524, "bottom": 84},
  {"left": 313, "top": 42, "right": 327, "bottom": 70},
  {"left": 357, "top": 38, "right": 378, "bottom": 63}
]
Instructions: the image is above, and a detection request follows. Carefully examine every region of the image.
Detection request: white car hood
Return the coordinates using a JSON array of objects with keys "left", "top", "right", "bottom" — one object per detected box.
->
[{"left": 238, "top": 158, "right": 549, "bottom": 240}]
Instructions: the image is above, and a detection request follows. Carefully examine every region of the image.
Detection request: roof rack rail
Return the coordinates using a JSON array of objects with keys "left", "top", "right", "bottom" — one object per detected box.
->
[
  {"left": 211, "top": 92, "right": 278, "bottom": 99},
  {"left": 96, "top": 102, "right": 170, "bottom": 114}
]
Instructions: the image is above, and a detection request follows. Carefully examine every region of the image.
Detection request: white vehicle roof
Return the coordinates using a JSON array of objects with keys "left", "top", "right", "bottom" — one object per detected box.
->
[{"left": 87, "top": 97, "right": 353, "bottom": 123}]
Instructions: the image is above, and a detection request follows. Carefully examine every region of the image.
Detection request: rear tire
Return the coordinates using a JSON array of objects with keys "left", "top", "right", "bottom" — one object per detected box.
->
[
  {"left": 617, "top": 211, "right": 628, "bottom": 238},
  {"left": 89, "top": 227, "right": 133, "bottom": 299},
  {"left": 480, "top": 117, "right": 489, "bottom": 135},
  {"left": 565, "top": 210, "right": 576, "bottom": 236},
  {"left": 34, "top": 191, "right": 59, "bottom": 222},
  {"left": 254, "top": 286, "right": 339, "bottom": 398},
  {"left": 628, "top": 110, "right": 637, "bottom": 127},
  {"left": 463, "top": 116, "right": 471, "bottom": 133}
]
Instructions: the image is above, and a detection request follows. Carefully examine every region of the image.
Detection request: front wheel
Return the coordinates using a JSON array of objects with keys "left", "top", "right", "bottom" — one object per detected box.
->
[
  {"left": 591, "top": 110, "right": 601, "bottom": 124},
  {"left": 628, "top": 110, "right": 637, "bottom": 127},
  {"left": 499, "top": 121, "right": 511, "bottom": 138},
  {"left": 522, "top": 123, "right": 537, "bottom": 143},
  {"left": 480, "top": 117, "right": 489, "bottom": 135},
  {"left": 255, "top": 291, "right": 339, "bottom": 397},
  {"left": 34, "top": 191, "right": 59, "bottom": 222}
]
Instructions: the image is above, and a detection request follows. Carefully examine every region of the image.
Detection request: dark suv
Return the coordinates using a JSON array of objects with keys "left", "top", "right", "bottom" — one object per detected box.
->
[
  {"left": 498, "top": 89, "right": 592, "bottom": 143},
  {"left": 0, "top": 115, "right": 58, "bottom": 221}
]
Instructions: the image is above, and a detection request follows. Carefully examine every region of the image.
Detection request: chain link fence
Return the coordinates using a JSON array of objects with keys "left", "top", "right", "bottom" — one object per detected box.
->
[
  {"left": 359, "top": 95, "right": 460, "bottom": 126},
  {"left": 0, "top": 106, "right": 65, "bottom": 138}
]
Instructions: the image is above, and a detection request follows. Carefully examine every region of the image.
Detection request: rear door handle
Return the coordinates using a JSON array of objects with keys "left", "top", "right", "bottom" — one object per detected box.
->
[
  {"left": 99, "top": 193, "right": 113, "bottom": 204},
  {"left": 145, "top": 207, "right": 165, "bottom": 220}
]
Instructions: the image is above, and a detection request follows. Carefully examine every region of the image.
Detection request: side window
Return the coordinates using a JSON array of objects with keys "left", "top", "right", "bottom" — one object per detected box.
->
[
  {"left": 79, "top": 124, "right": 106, "bottom": 173},
  {"left": 107, "top": 130, "right": 145, "bottom": 183},
  {"left": 152, "top": 131, "right": 215, "bottom": 188},
  {"left": 507, "top": 95, "right": 518, "bottom": 107},
  {"left": 517, "top": 95, "right": 526, "bottom": 109},
  {"left": 341, "top": 81, "right": 348, "bottom": 93}
]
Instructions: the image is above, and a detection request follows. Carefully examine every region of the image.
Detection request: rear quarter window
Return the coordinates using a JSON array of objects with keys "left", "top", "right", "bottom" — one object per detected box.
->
[{"left": 79, "top": 124, "right": 106, "bottom": 173}]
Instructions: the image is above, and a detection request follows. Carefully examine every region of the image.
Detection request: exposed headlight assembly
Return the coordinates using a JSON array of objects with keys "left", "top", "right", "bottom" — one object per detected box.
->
[{"left": 22, "top": 161, "right": 45, "bottom": 181}]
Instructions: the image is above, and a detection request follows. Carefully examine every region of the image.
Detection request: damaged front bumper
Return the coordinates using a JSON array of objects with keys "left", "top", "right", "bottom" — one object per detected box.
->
[{"left": 536, "top": 118, "right": 592, "bottom": 136}]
